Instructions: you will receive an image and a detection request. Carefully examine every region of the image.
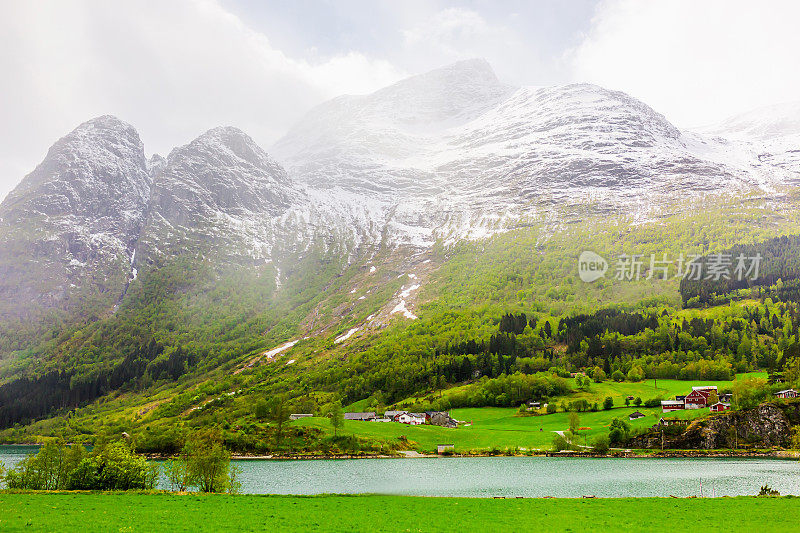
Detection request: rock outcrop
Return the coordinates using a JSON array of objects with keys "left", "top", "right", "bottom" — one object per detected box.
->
[{"left": 632, "top": 402, "right": 797, "bottom": 449}]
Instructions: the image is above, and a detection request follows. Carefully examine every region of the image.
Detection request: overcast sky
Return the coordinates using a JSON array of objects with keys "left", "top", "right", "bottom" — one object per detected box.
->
[{"left": 1, "top": 0, "right": 799, "bottom": 201}]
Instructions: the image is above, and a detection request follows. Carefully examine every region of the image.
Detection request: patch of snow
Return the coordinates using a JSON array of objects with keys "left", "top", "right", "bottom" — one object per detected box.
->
[
  {"left": 399, "top": 284, "right": 420, "bottom": 298},
  {"left": 262, "top": 340, "right": 298, "bottom": 360},
  {"left": 369, "top": 266, "right": 376, "bottom": 273},
  {"left": 391, "top": 300, "right": 418, "bottom": 320},
  {"left": 335, "top": 327, "right": 360, "bottom": 343},
  {"left": 286, "top": 359, "right": 296, "bottom": 365}
]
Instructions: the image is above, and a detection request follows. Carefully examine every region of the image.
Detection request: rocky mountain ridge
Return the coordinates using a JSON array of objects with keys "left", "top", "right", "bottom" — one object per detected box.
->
[{"left": 1, "top": 59, "right": 799, "bottom": 348}]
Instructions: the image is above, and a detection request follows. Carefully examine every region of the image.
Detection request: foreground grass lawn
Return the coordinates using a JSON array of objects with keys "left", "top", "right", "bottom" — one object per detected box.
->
[{"left": 0, "top": 493, "right": 797, "bottom": 532}]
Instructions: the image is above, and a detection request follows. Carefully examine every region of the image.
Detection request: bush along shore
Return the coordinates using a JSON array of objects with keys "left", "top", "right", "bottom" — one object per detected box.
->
[{"left": 0, "top": 429, "right": 242, "bottom": 493}]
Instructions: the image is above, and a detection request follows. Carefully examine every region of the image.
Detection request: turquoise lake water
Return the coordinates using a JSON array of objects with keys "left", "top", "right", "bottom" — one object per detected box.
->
[{"left": 2, "top": 445, "right": 798, "bottom": 497}]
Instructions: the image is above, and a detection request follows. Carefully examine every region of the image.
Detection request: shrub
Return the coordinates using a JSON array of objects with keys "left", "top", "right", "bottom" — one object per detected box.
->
[
  {"left": 552, "top": 434, "right": 571, "bottom": 452},
  {"left": 68, "top": 441, "right": 158, "bottom": 491},
  {"left": 603, "top": 397, "right": 613, "bottom": 410},
  {"left": 609, "top": 428, "right": 625, "bottom": 445},
  {"left": 164, "top": 459, "right": 193, "bottom": 492},
  {"left": 592, "top": 435, "right": 610, "bottom": 454},
  {"left": 609, "top": 418, "right": 631, "bottom": 445},
  {"left": 611, "top": 370, "right": 625, "bottom": 382},
  {"left": 183, "top": 429, "right": 232, "bottom": 493},
  {"left": 759, "top": 484, "right": 780, "bottom": 496},
  {"left": 568, "top": 412, "right": 580, "bottom": 433},
  {"left": 733, "top": 377, "right": 770, "bottom": 409},
  {"left": 254, "top": 399, "right": 269, "bottom": 420},
  {"left": 626, "top": 366, "right": 644, "bottom": 382},
  {"left": 6, "top": 442, "right": 86, "bottom": 490},
  {"left": 591, "top": 367, "right": 606, "bottom": 383},
  {"left": 643, "top": 398, "right": 661, "bottom": 408}
]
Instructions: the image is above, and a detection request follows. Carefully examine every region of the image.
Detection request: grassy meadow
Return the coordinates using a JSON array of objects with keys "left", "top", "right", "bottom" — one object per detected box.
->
[
  {"left": 0, "top": 493, "right": 797, "bottom": 532},
  {"left": 295, "top": 374, "right": 766, "bottom": 453}
]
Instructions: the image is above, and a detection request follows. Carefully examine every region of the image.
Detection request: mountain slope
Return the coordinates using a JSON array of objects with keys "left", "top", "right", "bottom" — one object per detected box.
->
[
  {"left": 137, "top": 126, "right": 301, "bottom": 271},
  {"left": 2, "top": 60, "right": 800, "bottom": 434},
  {"left": 699, "top": 101, "right": 800, "bottom": 178}
]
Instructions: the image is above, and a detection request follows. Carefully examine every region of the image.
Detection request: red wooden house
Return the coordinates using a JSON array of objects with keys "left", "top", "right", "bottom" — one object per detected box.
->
[{"left": 684, "top": 389, "right": 711, "bottom": 409}]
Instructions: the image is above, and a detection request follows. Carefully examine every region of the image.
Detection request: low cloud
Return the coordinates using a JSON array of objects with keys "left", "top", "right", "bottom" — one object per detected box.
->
[
  {"left": 0, "top": 0, "right": 404, "bottom": 200},
  {"left": 568, "top": 0, "right": 800, "bottom": 126}
]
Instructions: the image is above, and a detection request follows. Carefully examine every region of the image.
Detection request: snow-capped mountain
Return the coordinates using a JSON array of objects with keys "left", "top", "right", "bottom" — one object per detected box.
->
[
  {"left": 698, "top": 101, "right": 800, "bottom": 176},
  {"left": 136, "top": 126, "right": 301, "bottom": 269},
  {"left": 136, "top": 125, "right": 390, "bottom": 275},
  {"left": 274, "top": 60, "right": 800, "bottom": 247},
  {"left": 2, "top": 59, "right": 799, "bottom": 332},
  {"left": 0, "top": 115, "right": 150, "bottom": 321}
]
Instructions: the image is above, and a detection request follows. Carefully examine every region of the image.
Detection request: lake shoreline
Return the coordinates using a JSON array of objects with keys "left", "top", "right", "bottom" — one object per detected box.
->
[
  {"left": 225, "top": 449, "right": 796, "bottom": 460},
  {"left": 3, "top": 443, "right": 795, "bottom": 461}
]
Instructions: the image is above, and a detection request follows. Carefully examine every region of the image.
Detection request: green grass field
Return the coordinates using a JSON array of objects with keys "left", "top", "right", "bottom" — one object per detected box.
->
[
  {"left": 297, "top": 374, "right": 766, "bottom": 453},
  {"left": 0, "top": 493, "right": 796, "bottom": 532}
]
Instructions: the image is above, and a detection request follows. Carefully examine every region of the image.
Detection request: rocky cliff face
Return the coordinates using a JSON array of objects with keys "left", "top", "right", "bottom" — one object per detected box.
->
[
  {"left": 136, "top": 126, "right": 305, "bottom": 270},
  {"left": 632, "top": 402, "right": 797, "bottom": 449},
  {"left": 0, "top": 115, "right": 150, "bottom": 324}
]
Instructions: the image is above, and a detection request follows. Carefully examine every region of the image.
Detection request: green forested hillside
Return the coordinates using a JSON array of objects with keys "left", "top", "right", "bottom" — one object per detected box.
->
[{"left": 3, "top": 194, "right": 800, "bottom": 450}]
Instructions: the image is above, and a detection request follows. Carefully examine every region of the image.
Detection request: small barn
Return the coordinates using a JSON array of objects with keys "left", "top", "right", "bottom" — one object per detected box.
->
[
  {"left": 427, "top": 411, "right": 458, "bottom": 428},
  {"left": 437, "top": 444, "right": 455, "bottom": 454},
  {"left": 710, "top": 402, "right": 731, "bottom": 412}
]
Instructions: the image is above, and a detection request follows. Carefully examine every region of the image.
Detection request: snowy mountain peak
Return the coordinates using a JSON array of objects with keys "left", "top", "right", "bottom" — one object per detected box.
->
[
  {"left": 174, "top": 126, "right": 290, "bottom": 186},
  {"left": 272, "top": 59, "right": 515, "bottom": 170},
  {"left": 700, "top": 102, "right": 800, "bottom": 176},
  {"left": 0, "top": 114, "right": 149, "bottom": 221},
  {"left": 0, "top": 115, "right": 151, "bottom": 322},
  {"left": 367, "top": 57, "right": 511, "bottom": 123},
  {"left": 74, "top": 114, "right": 141, "bottom": 137}
]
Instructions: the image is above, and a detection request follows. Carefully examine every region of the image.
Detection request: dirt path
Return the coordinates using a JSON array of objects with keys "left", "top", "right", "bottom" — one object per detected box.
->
[{"left": 553, "top": 430, "right": 631, "bottom": 452}]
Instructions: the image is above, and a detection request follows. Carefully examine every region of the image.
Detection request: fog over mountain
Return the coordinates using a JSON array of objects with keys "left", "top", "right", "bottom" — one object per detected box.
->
[{"left": 1, "top": 59, "right": 798, "bottom": 326}]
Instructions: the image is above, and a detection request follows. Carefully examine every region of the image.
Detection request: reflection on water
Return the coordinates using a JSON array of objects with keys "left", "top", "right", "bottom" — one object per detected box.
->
[{"left": 2, "top": 446, "right": 798, "bottom": 497}]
